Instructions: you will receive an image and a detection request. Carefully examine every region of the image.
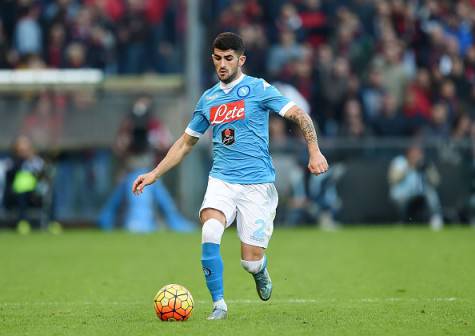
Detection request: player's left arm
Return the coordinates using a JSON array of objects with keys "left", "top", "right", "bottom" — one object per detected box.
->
[{"left": 284, "top": 106, "right": 329, "bottom": 175}]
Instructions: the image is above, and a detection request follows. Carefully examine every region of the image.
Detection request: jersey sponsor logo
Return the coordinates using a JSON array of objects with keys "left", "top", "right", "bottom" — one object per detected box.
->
[
  {"left": 237, "top": 85, "right": 250, "bottom": 97},
  {"left": 221, "top": 128, "right": 235, "bottom": 145},
  {"left": 210, "top": 100, "right": 245, "bottom": 125}
]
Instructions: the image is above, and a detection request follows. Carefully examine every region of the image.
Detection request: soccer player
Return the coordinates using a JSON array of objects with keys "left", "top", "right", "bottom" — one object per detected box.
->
[{"left": 132, "top": 32, "right": 328, "bottom": 320}]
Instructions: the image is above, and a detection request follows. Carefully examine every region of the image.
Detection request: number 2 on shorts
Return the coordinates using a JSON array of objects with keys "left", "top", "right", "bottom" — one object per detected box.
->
[{"left": 253, "top": 219, "right": 266, "bottom": 240}]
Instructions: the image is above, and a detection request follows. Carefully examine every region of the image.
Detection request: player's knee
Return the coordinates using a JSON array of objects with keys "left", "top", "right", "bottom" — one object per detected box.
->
[
  {"left": 200, "top": 208, "right": 226, "bottom": 225},
  {"left": 201, "top": 218, "right": 225, "bottom": 244},
  {"left": 241, "top": 243, "right": 265, "bottom": 261},
  {"left": 241, "top": 258, "right": 265, "bottom": 274}
]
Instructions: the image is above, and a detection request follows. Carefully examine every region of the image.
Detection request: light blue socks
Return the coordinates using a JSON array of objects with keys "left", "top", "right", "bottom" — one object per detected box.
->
[
  {"left": 201, "top": 242, "right": 224, "bottom": 302},
  {"left": 201, "top": 218, "right": 226, "bottom": 307}
]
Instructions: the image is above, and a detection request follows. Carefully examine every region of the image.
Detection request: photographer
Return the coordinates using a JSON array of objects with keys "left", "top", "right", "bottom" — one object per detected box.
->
[
  {"left": 388, "top": 142, "right": 444, "bottom": 230},
  {"left": 3, "top": 135, "right": 57, "bottom": 233}
]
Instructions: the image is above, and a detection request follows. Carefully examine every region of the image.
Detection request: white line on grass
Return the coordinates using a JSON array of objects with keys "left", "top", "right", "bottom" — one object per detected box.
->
[{"left": 0, "top": 297, "right": 461, "bottom": 306}]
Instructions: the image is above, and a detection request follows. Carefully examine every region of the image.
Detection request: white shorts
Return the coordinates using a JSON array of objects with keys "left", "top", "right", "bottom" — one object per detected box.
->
[{"left": 199, "top": 176, "right": 278, "bottom": 248}]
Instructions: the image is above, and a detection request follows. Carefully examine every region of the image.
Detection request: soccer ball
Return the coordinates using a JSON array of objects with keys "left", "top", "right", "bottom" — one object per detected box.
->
[{"left": 153, "top": 284, "right": 194, "bottom": 321}]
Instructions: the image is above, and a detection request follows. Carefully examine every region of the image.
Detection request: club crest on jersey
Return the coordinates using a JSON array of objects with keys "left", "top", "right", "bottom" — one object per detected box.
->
[
  {"left": 221, "top": 128, "right": 235, "bottom": 145},
  {"left": 210, "top": 100, "right": 245, "bottom": 125},
  {"left": 237, "top": 85, "right": 250, "bottom": 97}
]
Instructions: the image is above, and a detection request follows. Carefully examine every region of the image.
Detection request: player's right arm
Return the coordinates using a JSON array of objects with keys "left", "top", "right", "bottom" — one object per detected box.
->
[
  {"left": 133, "top": 94, "right": 210, "bottom": 195},
  {"left": 132, "top": 133, "right": 199, "bottom": 194}
]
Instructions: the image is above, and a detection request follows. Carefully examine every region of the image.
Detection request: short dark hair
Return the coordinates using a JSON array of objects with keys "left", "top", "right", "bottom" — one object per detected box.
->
[{"left": 212, "top": 32, "right": 245, "bottom": 55}]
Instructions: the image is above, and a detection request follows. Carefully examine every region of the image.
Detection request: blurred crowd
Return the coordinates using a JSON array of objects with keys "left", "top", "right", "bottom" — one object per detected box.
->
[
  {"left": 0, "top": 0, "right": 184, "bottom": 74},
  {"left": 3, "top": 0, "right": 475, "bottom": 229},
  {"left": 0, "top": 94, "right": 194, "bottom": 233},
  {"left": 203, "top": 0, "right": 475, "bottom": 227},
  {"left": 2, "top": 0, "right": 475, "bottom": 141},
  {"left": 207, "top": 0, "right": 475, "bottom": 141}
]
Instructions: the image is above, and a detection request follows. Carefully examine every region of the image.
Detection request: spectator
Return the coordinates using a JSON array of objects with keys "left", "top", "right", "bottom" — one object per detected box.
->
[
  {"left": 423, "top": 24, "right": 446, "bottom": 71},
  {"left": 444, "top": 6, "right": 472, "bottom": 56},
  {"left": 372, "top": 93, "right": 407, "bottom": 136},
  {"left": 388, "top": 142, "right": 444, "bottom": 230},
  {"left": 437, "top": 79, "right": 458, "bottom": 120},
  {"left": 313, "top": 43, "right": 335, "bottom": 129},
  {"left": 336, "top": 98, "right": 372, "bottom": 160},
  {"left": 286, "top": 54, "right": 314, "bottom": 103},
  {"left": 452, "top": 113, "right": 472, "bottom": 141},
  {"left": 64, "top": 42, "right": 87, "bottom": 68},
  {"left": 14, "top": 4, "right": 42, "bottom": 56},
  {"left": 361, "top": 67, "right": 386, "bottom": 122},
  {"left": 87, "top": 25, "right": 115, "bottom": 71},
  {"left": 267, "top": 29, "right": 306, "bottom": 77},
  {"left": 339, "top": 99, "right": 369, "bottom": 139},
  {"left": 274, "top": 2, "right": 304, "bottom": 41},
  {"left": 298, "top": 0, "right": 328, "bottom": 48},
  {"left": 372, "top": 40, "right": 409, "bottom": 107},
  {"left": 318, "top": 56, "right": 352, "bottom": 134},
  {"left": 403, "top": 68, "right": 433, "bottom": 123},
  {"left": 114, "top": 94, "right": 172, "bottom": 160},
  {"left": 423, "top": 103, "right": 451, "bottom": 139},
  {"left": 3, "top": 135, "right": 59, "bottom": 234},
  {"left": 450, "top": 56, "right": 471, "bottom": 104},
  {"left": 70, "top": 6, "right": 94, "bottom": 43},
  {"left": 239, "top": 24, "right": 268, "bottom": 78},
  {"left": 100, "top": 94, "right": 190, "bottom": 233},
  {"left": 45, "top": 24, "right": 67, "bottom": 68}
]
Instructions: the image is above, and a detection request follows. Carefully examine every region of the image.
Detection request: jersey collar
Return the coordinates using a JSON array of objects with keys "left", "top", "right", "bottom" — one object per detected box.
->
[{"left": 219, "top": 73, "right": 245, "bottom": 94}]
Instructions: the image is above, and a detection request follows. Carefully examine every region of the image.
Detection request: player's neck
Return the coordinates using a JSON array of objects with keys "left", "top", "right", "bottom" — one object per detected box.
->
[{"left": 219, "top": 72, "right": 245, "bottom": 92}]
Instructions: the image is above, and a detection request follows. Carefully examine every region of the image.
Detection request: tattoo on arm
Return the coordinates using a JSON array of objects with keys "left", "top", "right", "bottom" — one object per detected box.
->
[{"left": 285, "top": 107, "right": 318, "bottom": 145}]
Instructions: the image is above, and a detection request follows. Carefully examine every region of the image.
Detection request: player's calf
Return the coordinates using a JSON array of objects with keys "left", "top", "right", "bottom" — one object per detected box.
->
[{"left": 241, "top": 256, "right": 272, "bottom": 301}]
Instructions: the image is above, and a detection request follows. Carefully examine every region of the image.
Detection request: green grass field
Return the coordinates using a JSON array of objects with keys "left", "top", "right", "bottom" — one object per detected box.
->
[{"left": 1, "top": 227, "right": 474, "bottom": 336}]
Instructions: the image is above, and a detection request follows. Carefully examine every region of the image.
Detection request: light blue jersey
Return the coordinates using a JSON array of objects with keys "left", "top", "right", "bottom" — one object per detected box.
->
[{"left": 185, "top": 74, "right": 294, "bottom": 184}]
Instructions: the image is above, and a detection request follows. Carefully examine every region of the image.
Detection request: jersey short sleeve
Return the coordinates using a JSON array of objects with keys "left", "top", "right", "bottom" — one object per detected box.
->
[
  {"left": 258, "top": 79, "right": 295, "bottom": 117},
  {"left": 185, "top": 96, "right": 210, "bottom": 138}
]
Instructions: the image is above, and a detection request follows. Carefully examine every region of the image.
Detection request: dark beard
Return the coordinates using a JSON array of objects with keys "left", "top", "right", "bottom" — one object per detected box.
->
[{"left": 220, "top": 70, "right": 238, "bottom": 84}]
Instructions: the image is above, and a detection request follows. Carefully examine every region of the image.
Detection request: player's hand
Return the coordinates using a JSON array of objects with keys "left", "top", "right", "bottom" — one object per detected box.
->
[
  {"left": 308, "top": 151, "right": 329, "bottom": 175},
  {"left": 132, "top": 172, "right": 157, "bottom": 195}
]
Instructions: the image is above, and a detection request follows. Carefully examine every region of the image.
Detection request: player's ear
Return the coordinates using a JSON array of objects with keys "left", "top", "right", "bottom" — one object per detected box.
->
[{"left": 239, "top": 55, "right": 246, "bottom": 67}]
